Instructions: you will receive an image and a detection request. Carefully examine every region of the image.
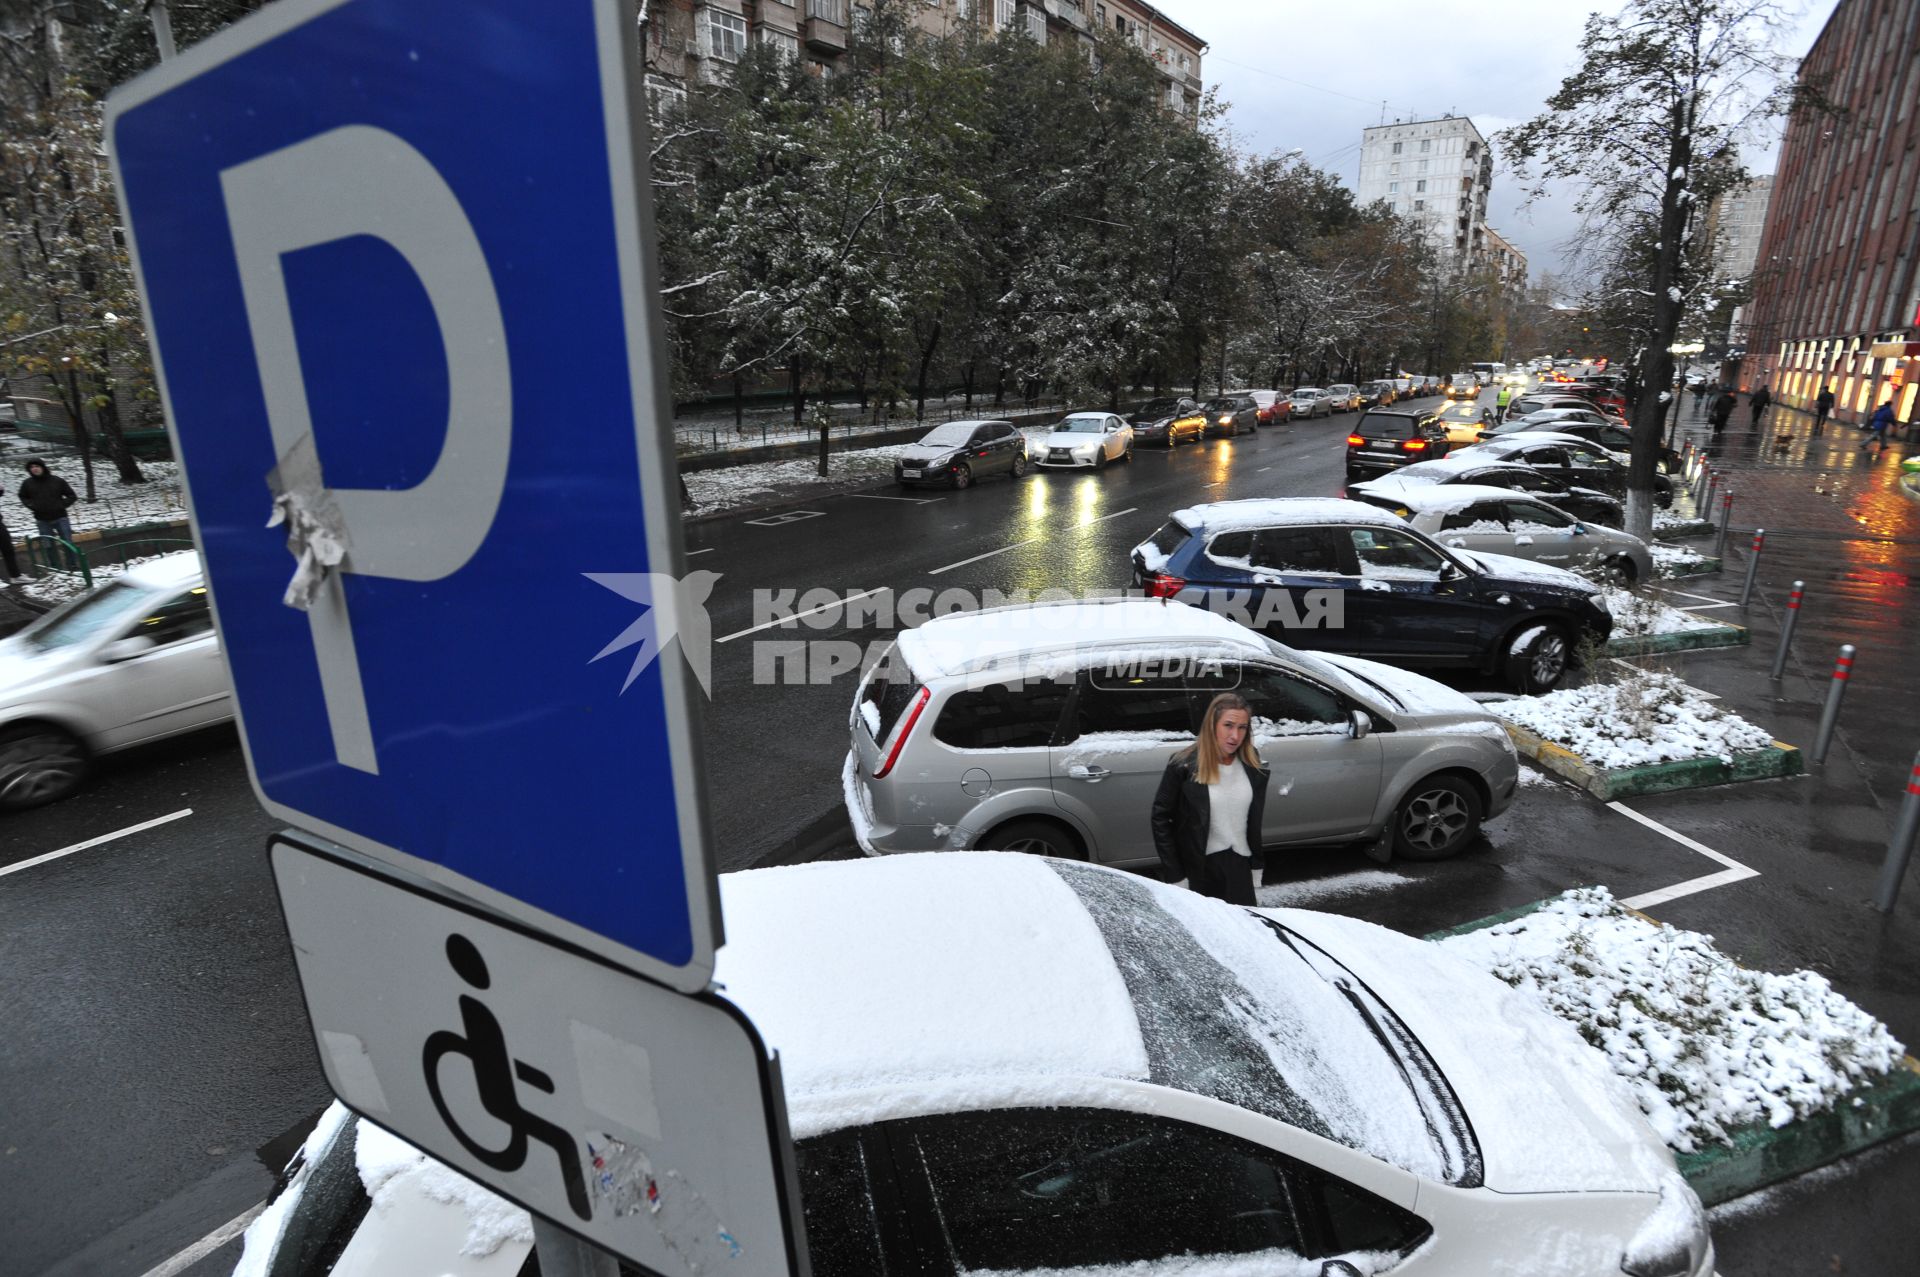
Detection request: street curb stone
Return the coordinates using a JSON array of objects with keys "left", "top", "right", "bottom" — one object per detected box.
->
[
  {"left": 1658, "top": 556, "right": 1722, "bottom": 578},
  {"left": 1422, "top": 897, "right": 1920, "bottom": 1207},
  {"left": 1655, "top": 520, "right": 1716, "bottom": 541},
  {"left": 1606, "top": 620, "right": 1750, "bottom": 657},
  {"left": 1500, "top": 724, "right": 1802, "bottom": 800}
]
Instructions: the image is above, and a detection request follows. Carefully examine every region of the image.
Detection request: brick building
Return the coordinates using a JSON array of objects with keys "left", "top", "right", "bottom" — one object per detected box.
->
[
  {"left": 1482, "top": 226, "right": 1528, "bottom": 299},
  {"left": 642, "top": 0, "right": 1203, "bottom": 116},
  {"left": 1739, "top": 0, "right": 1919, "bottom": 426}
]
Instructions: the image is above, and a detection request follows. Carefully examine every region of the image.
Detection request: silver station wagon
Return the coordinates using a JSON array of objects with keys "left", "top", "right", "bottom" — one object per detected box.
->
[{"left": 844, "top": 598, "right": 1519, "bottom": 867}]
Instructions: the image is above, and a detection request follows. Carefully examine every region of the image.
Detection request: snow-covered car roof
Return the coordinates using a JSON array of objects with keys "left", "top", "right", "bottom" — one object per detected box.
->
[
  {"left": 1170, "top": 498, "right": 1404, "bottom": 534},
  {"left": 1379, "top": 483, "right": 1538, "bottom": 515},
  {"left": 894, "top": 597, "right": 1266, "bottom": 680},
  {"left": 716, "top": 854, "right": 1478, "bottom": 1184},
  {"left": 1349, "top": 453, "right": 1514, "bottom": 490},
  {"left": 120, "top": 551, "right": 205, "bottom": 592},
  {"left": 1470, "top": 430, "right": 1603, "bottom": 453}
]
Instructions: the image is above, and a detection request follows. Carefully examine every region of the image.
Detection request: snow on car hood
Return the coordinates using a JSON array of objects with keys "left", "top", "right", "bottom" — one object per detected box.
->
[
  {"left": 1268, "top": 908, "right": 1674, "bottom": 1194},
  {"left": 894, "top": 443, "right": 962, "bottom": 463},
  {"left": 1457, "top": 548, "right": 1594, "bottom": 592},
  {"left": 1309, "top": 653, "right": 1488, "bottom": 721}
]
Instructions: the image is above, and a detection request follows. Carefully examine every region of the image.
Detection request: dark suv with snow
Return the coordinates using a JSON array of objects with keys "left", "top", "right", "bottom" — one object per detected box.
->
[{"left": 1345, "top": 410, "right": 1452, "bottom": 479}]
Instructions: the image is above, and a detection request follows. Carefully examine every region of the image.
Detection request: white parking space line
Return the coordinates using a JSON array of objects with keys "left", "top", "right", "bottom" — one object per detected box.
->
[
  {"left": 929, "top": 539, "right": 1038, "bottom": 575},
  {"left": 1, "top": 808, "right": 194, "bottom": 880},
  {"left": 1608, "top": 801, "right": 1759, "bottom": 909},
  {"left": 140, "top": 1201, "right": 265, "bottom": 1277},
  {"left": 716, "top": 587, "right": 891, "bottom": 644},
  {"left": 849, "top": 493, "right": 945, "bottom": 504}
]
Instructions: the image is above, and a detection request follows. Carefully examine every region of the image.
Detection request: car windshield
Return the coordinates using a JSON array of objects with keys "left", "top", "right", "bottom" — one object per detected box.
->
[
  {"left": 19, "top": 580, "right": 151, "bottom": 652},
  {"left": 1437, "top": 404, "right": 1482, "bottom": 421},
  {"left": 917, "top": 422, "right": 976, "bottom": 447},
  {"left": 1202, "top": 399, "right": 1236, "bottom": 413},
  {"left": 1047, "top": 860, "right": 1480, "bottom": 1185},
  {"left": 1355, "top": 414, "right": 1419, "bottom": 438},
  {"left": 1136, "top": 399, "right": 1187, "bottom": 417},
  {"left": 1292, "top": 388, "right": 1322, "bottom": 397},
  {"left": 1054, "top": 418, "right": 1104, "bottom": 433}
]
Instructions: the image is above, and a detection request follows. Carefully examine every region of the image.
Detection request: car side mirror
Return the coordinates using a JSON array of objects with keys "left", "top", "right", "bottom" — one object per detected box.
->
[
  {"left": 100, "top": 636, "right": 155, "bottom": 663},
  {"left": 1438, "top": 559, "right": 1463, "bottom": 581},
  {"left": 1347, "top": 709, "right": 1371, "bottom": 740},
  {"left": 1572, "top": 523, "right": 1589, "bottom": 535},
  {"left": 1321, "top": 1262, "right": 1365, "bottom": 1277}
]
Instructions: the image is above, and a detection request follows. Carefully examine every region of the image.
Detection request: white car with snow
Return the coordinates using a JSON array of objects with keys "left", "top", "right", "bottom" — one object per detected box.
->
[
  {"left": 1346, "top": 483, "right": 1656, "bottom": 584},
  {"left": 845, "top": 597, "right": 1518, "bottom": 864},
  {"left": 1035, "top": 412, "right": 1134, "bottom": 469},
  {"left": 0, "top": 552, "right": 231, "bottom": 809},
  {"left": 242, "top": 856, "right": 1715, "bottom": 1277}
]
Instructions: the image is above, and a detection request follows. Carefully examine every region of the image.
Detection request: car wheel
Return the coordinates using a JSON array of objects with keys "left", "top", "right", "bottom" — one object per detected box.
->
[
  {"left": 1603, "top": 555, "right": 1638, "bottom": 585},
  {"left": 1655, "top": 482, "right": 1674, "bottom": 509},
  {"left": 980, "top": 818, "right": 1086, "bottom": 860},
  {"left": 952, "top": 462, "right": 973, "bottom": 490},
  {"left": 1505, "top": 624, "right": 1572, "bottom": 694},
  {"left": 1011, "top": 452, "right": 1028, "bottom": 478},
  {"left": 0, "top": 723, "right": 89, "bottom": 810},
  {"left": 1391, "top": 775, "right": 1483, "bottom": 861},
  {"left": 1095, "top": 448, "right": 1109, "bottom": 470},
  {"left": 1123, "top": 444, "right": 1134, "bottom": 462}
]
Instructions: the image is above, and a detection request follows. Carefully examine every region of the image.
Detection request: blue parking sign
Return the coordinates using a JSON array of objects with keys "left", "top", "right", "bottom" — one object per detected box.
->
[{"left": 107, "top": 0, "right": 719, "bottom": 991}]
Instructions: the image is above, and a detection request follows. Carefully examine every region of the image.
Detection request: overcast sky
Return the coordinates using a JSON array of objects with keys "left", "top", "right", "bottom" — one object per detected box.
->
[{"left": 1157, "top": 0, "right": 1838, "bottom": 292}]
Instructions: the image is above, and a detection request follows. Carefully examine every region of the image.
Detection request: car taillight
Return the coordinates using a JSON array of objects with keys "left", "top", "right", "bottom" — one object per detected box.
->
[
  {"left": 1402, "top": 438, "right": 1429, "bottom": 451},
  {"left": 871, "top": 686, "right": 930, "bottom": 780},
  {"left": 1346, "top": 434, "right": 1365, "bottom": 446},
  {"left": 1143, "top": 572, "right": 1187, "bottom": 599}
]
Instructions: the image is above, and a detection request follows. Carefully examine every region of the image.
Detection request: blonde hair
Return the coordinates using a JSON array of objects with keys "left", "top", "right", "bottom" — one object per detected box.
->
[{"left": 1185, "top": 692, "right": 1261, "bottom": 784}]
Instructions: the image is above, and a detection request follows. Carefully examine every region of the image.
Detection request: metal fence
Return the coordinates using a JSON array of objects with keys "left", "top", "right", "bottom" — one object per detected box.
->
[
  {"left": 672, "top": 394, "right": 1089, "bottom": 457},
  {"left": 22, "top": 532, "right": 195, "bottom": 591}
]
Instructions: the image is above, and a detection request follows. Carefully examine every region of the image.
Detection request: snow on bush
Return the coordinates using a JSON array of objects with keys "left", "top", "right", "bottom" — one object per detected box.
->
[
  {"left": 1601, "top": 586, "right": 1727, "bottom": 638},
  {"left": 686, "top": 443, "right": 923, "bottom": 513},
  {"left": 1652, "top": 542, "right": 1713, "bottom": 576},
  {"left": 1494, "top": 670, "right": 1772, "bottom": 768},
  {"left": 1441, "top": 888, "right": 1905, "bottom": 1152}
]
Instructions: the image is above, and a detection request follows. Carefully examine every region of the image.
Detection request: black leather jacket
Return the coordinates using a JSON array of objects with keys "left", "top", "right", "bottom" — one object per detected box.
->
[{"left": 1150, "top": 753, "right": 1271, "bottom": 882}]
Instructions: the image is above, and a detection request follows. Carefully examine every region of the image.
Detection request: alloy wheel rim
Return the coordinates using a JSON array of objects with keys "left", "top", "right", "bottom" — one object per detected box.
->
[
  {"left": 1000, "top": 837, "right": 1061, "bottom": 856},
  {"left": 1403, "top": 789, "right": 1470, "bottom": 852},
  {"left": 1531, "top": 634, "right": 1568, "bottom": 685},
  {"left": 0, "top": 737, "right": 82, "bottom": 803}
]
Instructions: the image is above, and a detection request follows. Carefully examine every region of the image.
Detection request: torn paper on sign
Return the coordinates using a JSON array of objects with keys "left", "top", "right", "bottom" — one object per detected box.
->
[
  {"left": 586, "top": 1132, "right": 743, "bottom": 1270},
  {"left": 267, "top": 432, "right": 349, "bottom": 610}
]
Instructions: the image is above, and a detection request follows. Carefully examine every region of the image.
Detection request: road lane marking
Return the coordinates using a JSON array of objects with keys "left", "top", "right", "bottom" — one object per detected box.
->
[
  {"left": 929, "top": 539, "right": 1038, "bottom": 575},
  {"left": 140, "top": 1201, "right": 266, "bottom": 1277},
  {"left": 1080, "top": 507, "right": 1138, "bottom": 525},
  {"left": 1256, "top": 466, "right": 1273, "bottom": 472},
  {"left": 684, "top": 548, "right": 714, "bottom": 556},
  {"left": 1608, "top": 801, "right": 1760, "bottom": 909},
  {"left": 849, "top": 493, "right": 945, "bottom": 504},
  {"left": 716, "top": 587, "right": 891, "bottom": 644},
  {"left": 2, "top": 808, "right": 193, "bottom": 879}
]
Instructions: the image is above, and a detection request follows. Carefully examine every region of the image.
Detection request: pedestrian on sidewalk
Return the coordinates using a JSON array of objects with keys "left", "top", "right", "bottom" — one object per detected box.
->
[
  {"left": 1747, "top": 383, "right": 1772, "bottom": 426},
  {"left": 1862, "top": 401, "right": 1894, "bottom": 457},
  {"left": 1708, "top": 386, "right": 1736, "bottom": 434},
  {"left": 1813, "top": 385, "right": 1835, "bottom": 434},
  {"left": 1151, "top": 692, "right": 1270, "bottom": 905},
  {"left": 17, "top": 456, "right": 77, "bottom": 543}
]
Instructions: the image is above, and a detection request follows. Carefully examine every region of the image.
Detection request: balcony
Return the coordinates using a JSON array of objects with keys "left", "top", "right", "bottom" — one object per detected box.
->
[
  {"left": 804, "top": 0, "right": 847, "bottom": 51},
  {"left": 1042, "top": 0, "right": 1091, "bottom": 33}
]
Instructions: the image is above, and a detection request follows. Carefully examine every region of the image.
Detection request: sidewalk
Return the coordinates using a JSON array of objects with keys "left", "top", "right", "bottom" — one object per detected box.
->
[{"left": 1620, "top": 398, "right": 1920, "bottom": 1055}]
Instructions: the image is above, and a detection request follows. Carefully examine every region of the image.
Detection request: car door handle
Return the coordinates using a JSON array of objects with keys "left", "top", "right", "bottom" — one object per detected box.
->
[
  {"left": 1514, "top": 535, "right": 1534, "bottom": 545},
  {"left": 1068, "top": 764, "right": 1110, "bottom": 782},
  {"left": 1445, "top": 539, "right": 1466, "bottom": 547}
]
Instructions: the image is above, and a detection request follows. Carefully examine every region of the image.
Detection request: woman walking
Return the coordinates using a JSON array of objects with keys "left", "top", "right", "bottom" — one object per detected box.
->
[{"left": 1150, "top": 693, "right": 1270, "bottom": 905}]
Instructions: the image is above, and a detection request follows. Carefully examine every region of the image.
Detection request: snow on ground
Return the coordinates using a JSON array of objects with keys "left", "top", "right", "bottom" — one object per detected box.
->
[
  {"left": 1255, "top": 870, "right": 1412, "bottom": 908},
  {"left": 1653, "top": 506, "right": 1710, "bottom": 534},
  {"left": 1441, "top": 887, "right": 1906, "bottom": 1152},
  {"left": 1652, "top": 541, "right": 1714, "bottom": 576},
  {"left": 685, "top": 443, "right": 923, "bottom": 513},
  {"left": 13, "top": 551, "right": 175, "bottom": 608},
  {"left": 9, "top": 459, "right": 188, "bottom": 535},
  {"left": 355, "top": 1120, "right": 533, "bottom": 1257},
  {"left": 1602, "top": 586, "right": 1732, "bottom": 638},
  {"left": 1494, "top": 671, "right": 1774, "bottom": 767}
]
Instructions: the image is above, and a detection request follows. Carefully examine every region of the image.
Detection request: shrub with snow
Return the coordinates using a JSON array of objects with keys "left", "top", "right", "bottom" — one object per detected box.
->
[
  {"left": 1441, "top": 888, "right": 1905, "bottom": 1152},
  {"left": 1494, "top": 670, "right": 1772, "bottom": 768}
]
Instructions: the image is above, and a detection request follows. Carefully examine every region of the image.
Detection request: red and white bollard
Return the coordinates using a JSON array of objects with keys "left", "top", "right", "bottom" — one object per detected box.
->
[
  {"left": 1739, "top": 528, "right": 1765, "bottom": 606},
  {"left": 1812, "top": 643, "right": 1855, "bottom": 764},
  {"left": 1872, "top": 751, "right": 1920, "bottom": 912},
  {"left": 1769, "top": 580, "right": 1805, "bottom": 679},
  {"left": 1714, "top": 491, "right": 1735, "bottom": 558}
]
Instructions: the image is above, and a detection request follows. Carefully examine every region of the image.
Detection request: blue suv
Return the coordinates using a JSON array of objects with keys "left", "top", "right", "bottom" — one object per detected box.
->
[{"left": 1130, "top": 498, "right": 1612, "bottom": 693}]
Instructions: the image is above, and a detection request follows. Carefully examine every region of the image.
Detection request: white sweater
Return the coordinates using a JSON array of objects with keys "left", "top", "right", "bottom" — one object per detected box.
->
[{"left": 1204, "top": 761, "right": 1253, "bottom": 857}]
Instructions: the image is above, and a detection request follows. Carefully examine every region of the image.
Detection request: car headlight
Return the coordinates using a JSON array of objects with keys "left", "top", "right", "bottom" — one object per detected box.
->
[
  {"left": 930, "top": 453, "right": 956, "bottom": 468},
  {"left": 1073, "top": 441, "right": 1099, "bottom": 456},
  {"left": 1621, "top": 1177, "right": 1710, "bottom": 1276},
  {"left": 1589, "top": 592, "right": 1610, "bottom": 613}
]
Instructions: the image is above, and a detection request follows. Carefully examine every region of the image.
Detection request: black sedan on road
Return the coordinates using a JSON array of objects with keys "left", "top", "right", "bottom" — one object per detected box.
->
[
  {"left": 894, "top": 419, "right": 1027, "bottom": 488},
  {"left": 1467, "top": 433, "right": 1674, "bottom": 507},
  {"left": 1128, "top": 397, "right": 1209, "bottom": 447},
  {"left": 1344, "top": 409, "right": 1453, "bottom": 479}
]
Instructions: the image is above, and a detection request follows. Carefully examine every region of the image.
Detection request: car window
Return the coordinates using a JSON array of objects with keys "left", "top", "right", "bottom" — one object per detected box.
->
[
  {"left": 1251, "top": 527, "right": 1346, "bottom": 574},
  {"left": 899, "top": 1108, "right": 1312, "bottom": 1272},
  {"left": 1053, "top": 418, "right": 1101, "bottom": 433},
  {"left": 1231, "top": 666, "right": 1349, "bottom": 735},
  {"left": 1506, "top": 501, "right": 1574, "bottom": 529},
  {"left": 127, "top": 587, "right": 214, "bottom": 647},
  {"left": 1440, "top": 502, "right": 1509, "bottom": 532},
  {"left": 1206, "top": 531, "right": 1255, "bottom": 564},
  {"left": 1518, "top": 446, "right": 1567, "bottom": 466},
  {"left": 1355, "top": 414, "right": 1418, "bottom": 438},
  {"left": 932, "top": 680, "right": 1072, "bottom": 750},
  {"left": 966, "top": 425, "right": 992, "bottom": 445},
  {"left": 794, "top": 1130, "right": 888, "bottom": 1277},
  {"left": 19, "top": 579, "right": 150, "bottom": 652},
  {"left": 1145, "top": 520, "right": 1191, "bottom": 561},
  {"left": 1066, "top": 674, "right": 1196, "bottom": 740},
  {"left": 1566, "top": 446, "right": 1613, "bottom": 467},
  {"left": 861, "top": 669, "right": 921, "bottom": 743},
  {"left": 1348, "top": 527, "right": 1446, "bottom": 576}
]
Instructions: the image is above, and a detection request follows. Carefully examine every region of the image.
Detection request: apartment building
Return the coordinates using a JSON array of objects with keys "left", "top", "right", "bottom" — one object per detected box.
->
[
  {"left": 1483, "top": 226, "right": 1528, "bottom": 298},
  {"left": 1707, "top": 174, "right": 1774, "bottom": 282},
  {"left": 1739, "top": 0, "right": 1918, "bottom": 424},
  {"left": 641, "top": 0, "right": 1202, "bottom": 116},
  {"left": 1355, "top": 115, "right": 1494, "bottom": 274}
]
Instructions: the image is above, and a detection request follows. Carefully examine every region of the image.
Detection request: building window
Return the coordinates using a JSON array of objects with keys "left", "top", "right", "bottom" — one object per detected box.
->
[
  {"left": 703, "top": 7, "right": 748, "bottom": 60},
  {"left": 1417, "top": 159, "right": 1428, "bottom": 174},
  {"left": 758, "top": 26, "right": 800, "bottom": 59},
  {"left": 1415, "top": 179, "right": 1426, "bottom": 192},
  {"left": 1413, "top": 199, "right": 1425, "bottom": 211},
  {"left": 1391, "top": 141, "right": 1402, "bottom": 154},
  {"left": 808, "top": 0, "right": 847, "bottom": 22},
  {"left": 1389, "top": 162, "right": 1400, "bottom": 177},
  {"left": 1387, "top": 181, "right": 1399, "bottom": 193},
  {"left": 996, "top": 0, "right": 1016, "bottom": 29},
  {"left": 1419, "top": 139, "right": 1431, "bottom": 153},
  {"left": 1027, "top": 5, "right": 1046, "bottom": 40},
  {"left": 645, "top": 73, "right": 687, "bottom": 117}
]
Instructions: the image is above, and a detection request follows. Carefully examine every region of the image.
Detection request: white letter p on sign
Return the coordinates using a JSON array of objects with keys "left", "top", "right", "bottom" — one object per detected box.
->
[{"left": 222, "top": 126, "right": 512, "bottom": 774}]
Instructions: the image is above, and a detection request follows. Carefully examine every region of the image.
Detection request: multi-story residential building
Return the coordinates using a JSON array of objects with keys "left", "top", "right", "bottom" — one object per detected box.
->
[
  {"left": 1355, "top": 115, "right": 1494, "bottom": 274},
  {"left": 1708, "top": 174, "right": 1774, "bottom": 282},
  {"left": 1483, "top": 226, "right": 1528, "bottom": 298},
  {"left": 640, "top": 0, "right": 1202, "bottom": 116},
  {"left": 1739, "top": 0, "right": 1918, "bottom": 425}
]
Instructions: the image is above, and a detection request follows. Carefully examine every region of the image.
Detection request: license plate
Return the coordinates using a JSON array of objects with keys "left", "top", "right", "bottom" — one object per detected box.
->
[
  {"left": 1049, "top": 451, "right": 1071, "bottom": 461},
  {"left": 901, "top": 468, "right": 922, "bottom": 478},
  {"left": 1368, "top": 442, "right": 1397, "bottom": 451}
]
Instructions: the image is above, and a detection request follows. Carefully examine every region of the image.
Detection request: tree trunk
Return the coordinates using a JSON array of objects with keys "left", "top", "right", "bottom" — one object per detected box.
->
[
  {"left": 58, "top": 370, "right": 98, "bottom": 501},
  {"left": 915, "top": 321, "right": 941, "bottom": 422},
  {"left": 1624, "top": 104, "right": 1695, "bottom": 544},
  {"left": 962, "top": 360, "right": 975, "bottom": 410},
  {"left": 732, "top": 373, "right": 744, "bottom": 433},
  {"left": 92, "top": 366, "right": 145, "bottom": 484}
]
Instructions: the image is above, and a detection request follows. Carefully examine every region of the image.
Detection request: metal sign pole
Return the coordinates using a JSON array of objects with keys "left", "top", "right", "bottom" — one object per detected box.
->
[{"left": 534, "top": 1220, "right": 620, "bottom": 1277}]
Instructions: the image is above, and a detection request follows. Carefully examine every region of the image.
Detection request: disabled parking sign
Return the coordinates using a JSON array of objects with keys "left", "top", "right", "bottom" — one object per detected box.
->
[{"left": 106, "top": 0, "right": 719, "bottom": 992}]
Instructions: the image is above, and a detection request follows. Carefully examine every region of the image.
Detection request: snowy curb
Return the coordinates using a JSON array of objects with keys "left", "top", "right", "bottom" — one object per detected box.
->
[
  {"left": 1654, "top": 519, "right": 1716, "bottom": 541},
  {"left": 1606, "top": 619, "right": 1749, "bottom": 657},
  {"left": 1500, "top": 723, "right": 1801, "bottom": 800},
  {"left": 1426, "top": 898, "right": 1920, "bottom": 1209},
  {"left": 1657, "top": 555, "right": 1721, "bottom": 578}
]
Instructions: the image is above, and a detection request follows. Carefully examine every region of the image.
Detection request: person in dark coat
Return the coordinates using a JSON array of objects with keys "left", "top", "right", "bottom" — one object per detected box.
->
[
  {"left": 1862, "top": 401, "right": 1895, "bottom": 456},
  {"left": 1747, "top": 383, "right": 1772, "bottom": 425},
  {"left": 1708, "top": 387, "right": 1736, "bottom": 434},
  {"left": 1813, "top": 385, "right": 1835, "bottom": 434},
  {"left": 18, "top": 457, "right": 78, "bottom": 543},
  {"left": 1150, "top": 692, "right": 1271, "bottom": 905},
  {"left": 0, "top": 508, "right": 23, "bottom": 583}
]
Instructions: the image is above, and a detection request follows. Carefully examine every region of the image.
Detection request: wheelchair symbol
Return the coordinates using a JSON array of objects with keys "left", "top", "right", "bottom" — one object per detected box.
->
[{"left": 423, "top": 933, "right": 590, "bottom": 1220}]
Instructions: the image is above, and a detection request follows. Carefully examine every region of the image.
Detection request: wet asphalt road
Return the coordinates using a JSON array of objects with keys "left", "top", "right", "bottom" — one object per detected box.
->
[{"left": 5, "top": 392, "right": 1920, "bottom": 1274}]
